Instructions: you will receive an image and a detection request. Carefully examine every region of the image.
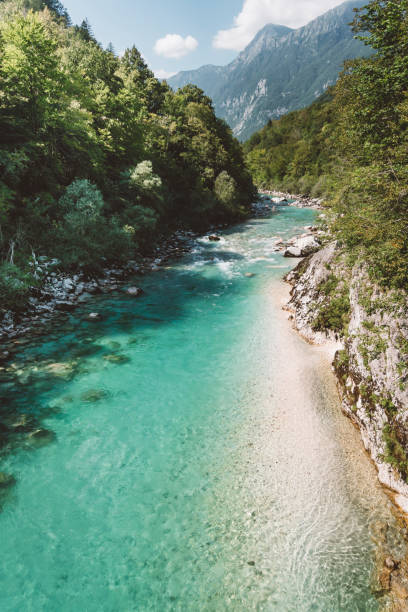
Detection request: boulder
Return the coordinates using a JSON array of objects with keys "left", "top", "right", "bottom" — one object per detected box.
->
[
  {"left": 126, "top": 287, "right": 144, "bottom": 297},
  {"left": 284, "top": 235, "right": 320, "bottom": 257},
  {"left": 295, "top": 235, "right": 320, "bottom": 256},
  {"left": 208, "top": 235, "right": 221, "bottom": 242},
  {"left": 87, "top": 312, "right": 102, "bottom": 321},
  {"left": 284, "top": 247, "right": 302, "bottom": 258}
]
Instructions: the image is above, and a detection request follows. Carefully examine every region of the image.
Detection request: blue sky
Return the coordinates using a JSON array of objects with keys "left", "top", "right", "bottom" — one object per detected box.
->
[{"left": 62, "top": 0, "right": 344, "bottom": 78}]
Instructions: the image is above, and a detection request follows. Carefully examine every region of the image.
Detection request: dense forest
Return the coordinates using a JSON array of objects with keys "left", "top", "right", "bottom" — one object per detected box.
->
[
  {"left": 245, "top": 0, "right": 408, "bottom": 290},
  {"left": 0, "top": 0, "right": 255, "bottom": 312}
]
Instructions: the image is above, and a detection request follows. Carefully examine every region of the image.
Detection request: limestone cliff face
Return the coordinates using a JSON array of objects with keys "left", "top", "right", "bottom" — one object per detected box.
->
[{"left": 286, "top": 243, "right": 408, "bottom": 512}]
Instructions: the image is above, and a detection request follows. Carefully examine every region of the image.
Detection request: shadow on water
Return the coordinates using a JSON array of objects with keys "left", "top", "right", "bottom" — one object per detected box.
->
[{"left": 0, "top": 248, "right": 252, "bottom": 465}]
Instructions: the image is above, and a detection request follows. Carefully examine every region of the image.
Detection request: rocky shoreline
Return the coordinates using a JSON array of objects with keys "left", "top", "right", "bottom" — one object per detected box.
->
[
  {"left": 0, "top": 229, "right": 206, "bottom": 344},
  {"left": 259, "top": 189, "right": 324, "bottom": 209},
  {"left": 284, "top": 243, "right": 408, "bottom": 609}
]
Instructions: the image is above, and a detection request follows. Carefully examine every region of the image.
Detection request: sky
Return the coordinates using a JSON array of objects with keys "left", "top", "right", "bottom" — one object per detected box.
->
[{"left": 62, "top": 0, "right": 347, "bottom": 78}]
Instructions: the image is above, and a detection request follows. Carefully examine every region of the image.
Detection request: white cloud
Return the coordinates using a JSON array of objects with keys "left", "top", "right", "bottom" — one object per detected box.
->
[
  {"left": 154, "top": 34, "right": 198, "bottom": 59},
  {"left": 155, "top": 69, "right": 177, "bottom": 80},
  {"left": 213, "top": 0, "right": 342, "bottom": 51}
]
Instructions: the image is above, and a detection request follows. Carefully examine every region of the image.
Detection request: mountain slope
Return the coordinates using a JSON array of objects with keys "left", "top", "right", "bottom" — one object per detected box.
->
[{"left": 169, "top": 1, "right": 371, "bottom": 140}]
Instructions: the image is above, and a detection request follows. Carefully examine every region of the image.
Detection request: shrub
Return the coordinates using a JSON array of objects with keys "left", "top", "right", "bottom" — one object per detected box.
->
[{"left": 0, "top": 262, "right": 35, "bottom": 312}]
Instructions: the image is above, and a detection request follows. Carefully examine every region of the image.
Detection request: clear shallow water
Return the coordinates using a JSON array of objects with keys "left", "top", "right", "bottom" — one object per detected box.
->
[{"left": 0, "top": 208, "right": 403, "bottom": 611}]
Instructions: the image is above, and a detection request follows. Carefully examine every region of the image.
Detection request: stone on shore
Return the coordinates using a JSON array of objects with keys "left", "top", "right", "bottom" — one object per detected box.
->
[
  {"left": 284, "top": 246, "right": 302, "bottom": 258},
  {"left": 284, "top": 235, "right": 320, "bottom": 257},
  {"left": 55, "top": 301, "right": 76, "bottom": 312}
]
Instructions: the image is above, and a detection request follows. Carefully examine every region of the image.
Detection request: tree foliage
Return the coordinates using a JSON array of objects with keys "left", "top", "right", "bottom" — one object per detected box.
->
[{"left": 0, "top": 0, "right": 255, "bottom": 309}]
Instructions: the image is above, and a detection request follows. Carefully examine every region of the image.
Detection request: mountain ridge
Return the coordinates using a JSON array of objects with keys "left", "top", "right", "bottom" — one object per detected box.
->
[{"left": 168, "top": 0, "right": 371, "bottom": 140}]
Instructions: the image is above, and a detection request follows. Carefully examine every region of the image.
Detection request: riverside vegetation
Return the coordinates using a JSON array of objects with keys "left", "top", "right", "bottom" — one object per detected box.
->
[{"left": 0, "top": 0, "right": 255, "bottom": 317}]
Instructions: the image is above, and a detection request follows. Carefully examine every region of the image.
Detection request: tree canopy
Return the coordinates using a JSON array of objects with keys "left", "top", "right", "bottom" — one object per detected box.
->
[{"left": 0, "top": 0, "right": 255, "bottom": 310}]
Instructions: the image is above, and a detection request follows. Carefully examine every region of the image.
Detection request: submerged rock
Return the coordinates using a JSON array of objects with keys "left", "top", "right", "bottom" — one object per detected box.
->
[
  {"left": 0, "top": 472, "right": 16, "bottom": 489},
  {"left": 245, "top": 273, "right": 256, "bottom": 278},
  {"left": 11, "top": 414, "right": 36, "bottom": 433},
  {"left": 45, "top": 361, "right": 78, "bottom": 379},
  {"left": 80, "top": 389, "right": 108, "bottom": 402},
  {"left": 28, "top": 428, "right": 56, "bottom": 447},
  {"left": 87, "top": 312, "right": 102, "bottom": 321},
  {"left": 103, "top": 353, "right": 130, "bottom": 364}
]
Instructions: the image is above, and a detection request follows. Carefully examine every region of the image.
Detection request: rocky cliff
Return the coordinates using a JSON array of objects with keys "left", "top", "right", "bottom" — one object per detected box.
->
[
  {"left": 169, "top": 1, "right": 371, "bottom": 140},
  {"left": 286, "top": 243, "right": 408, "bottom": 514}
]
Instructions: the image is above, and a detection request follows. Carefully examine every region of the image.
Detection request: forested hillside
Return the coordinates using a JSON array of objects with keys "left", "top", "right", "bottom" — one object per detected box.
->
[
  {"left": 245, "top": 0, "right": 408, "bottom": 290},
  {"left": 244, "top": 91, "right": 334, "bottom": 197},
  {"left": 0, "top": 0, "right": 254, "bottom": 311}
]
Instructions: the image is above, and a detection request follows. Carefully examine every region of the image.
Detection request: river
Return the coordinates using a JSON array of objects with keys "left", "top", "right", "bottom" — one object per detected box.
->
[{"left": 0, "top": 207, "right": 403, "bottom": 611}]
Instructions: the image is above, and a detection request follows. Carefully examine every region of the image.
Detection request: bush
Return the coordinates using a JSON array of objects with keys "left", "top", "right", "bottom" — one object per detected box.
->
[
  {"left": 57, "top": 179, "right": 132, "bottom": 272},
  {"left": 0, "top": 263, "right": 35, "bottom": 312},
  {"left": 312, "top": 288, "right": 350, "bottom": 333}
]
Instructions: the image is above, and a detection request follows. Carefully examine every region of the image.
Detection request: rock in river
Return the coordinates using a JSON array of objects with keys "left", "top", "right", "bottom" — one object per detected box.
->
[
  {"left": 126, "top": 287, "right": 144, "bottom": 297},
  {"left": 284, "top": 246, "right": 302, "bottom": 258},
  {"left": 208, "top": 235, "right": 221, "bottom": 242},
  {"left": 28, "top": 428, "right": 56, "bottom": 447},
  {"left": 103, "top": 353, "right": 130, "bottom": 364},
  {"left": 81, "top": 389, "right": 109, "bottom": 402},
  {"left": 0, "top": 472, "right": 16, "bottom": 489}
]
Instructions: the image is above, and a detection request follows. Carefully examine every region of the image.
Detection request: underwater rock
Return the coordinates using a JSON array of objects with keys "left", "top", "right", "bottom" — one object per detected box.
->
[
  {"left": 87, "top": 312, "right": 102, "bottom": 321},
  {"left": 105, "top": 341, "right": 121, "bottom": 351},
  {"left": 28, "top": 428, "right": 56, "bottom": 447},
  {"left": 11, "top": 415, "right": 36, "bottom": 433},
  {"left": 126, "top": 287, "right": 144, "bottom": 297},
  {"left": 245, "top": 273, "right": 256, "bottom": 278},
  {"left": 0, "top": 472, "right": 16, "bottom": 489},
  {"left": 103, "top": 354, "right": 130, "bottom": 364},
  {"left": 45, "top": 361, "right": 77, "bottom": 379},
  {"left": 80, "top": 389, "right": 108, "bottom": 402}
]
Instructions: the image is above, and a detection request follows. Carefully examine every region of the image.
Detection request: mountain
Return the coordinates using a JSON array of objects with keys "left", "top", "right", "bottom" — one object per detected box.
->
[{"left": 168, "top": 1, "right": 371, "bottom": 140}]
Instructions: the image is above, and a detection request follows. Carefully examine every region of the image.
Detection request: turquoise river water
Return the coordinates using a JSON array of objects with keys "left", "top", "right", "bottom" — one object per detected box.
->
[{"left": 0, "top": 208, "right": 404, "bottom": 611}]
